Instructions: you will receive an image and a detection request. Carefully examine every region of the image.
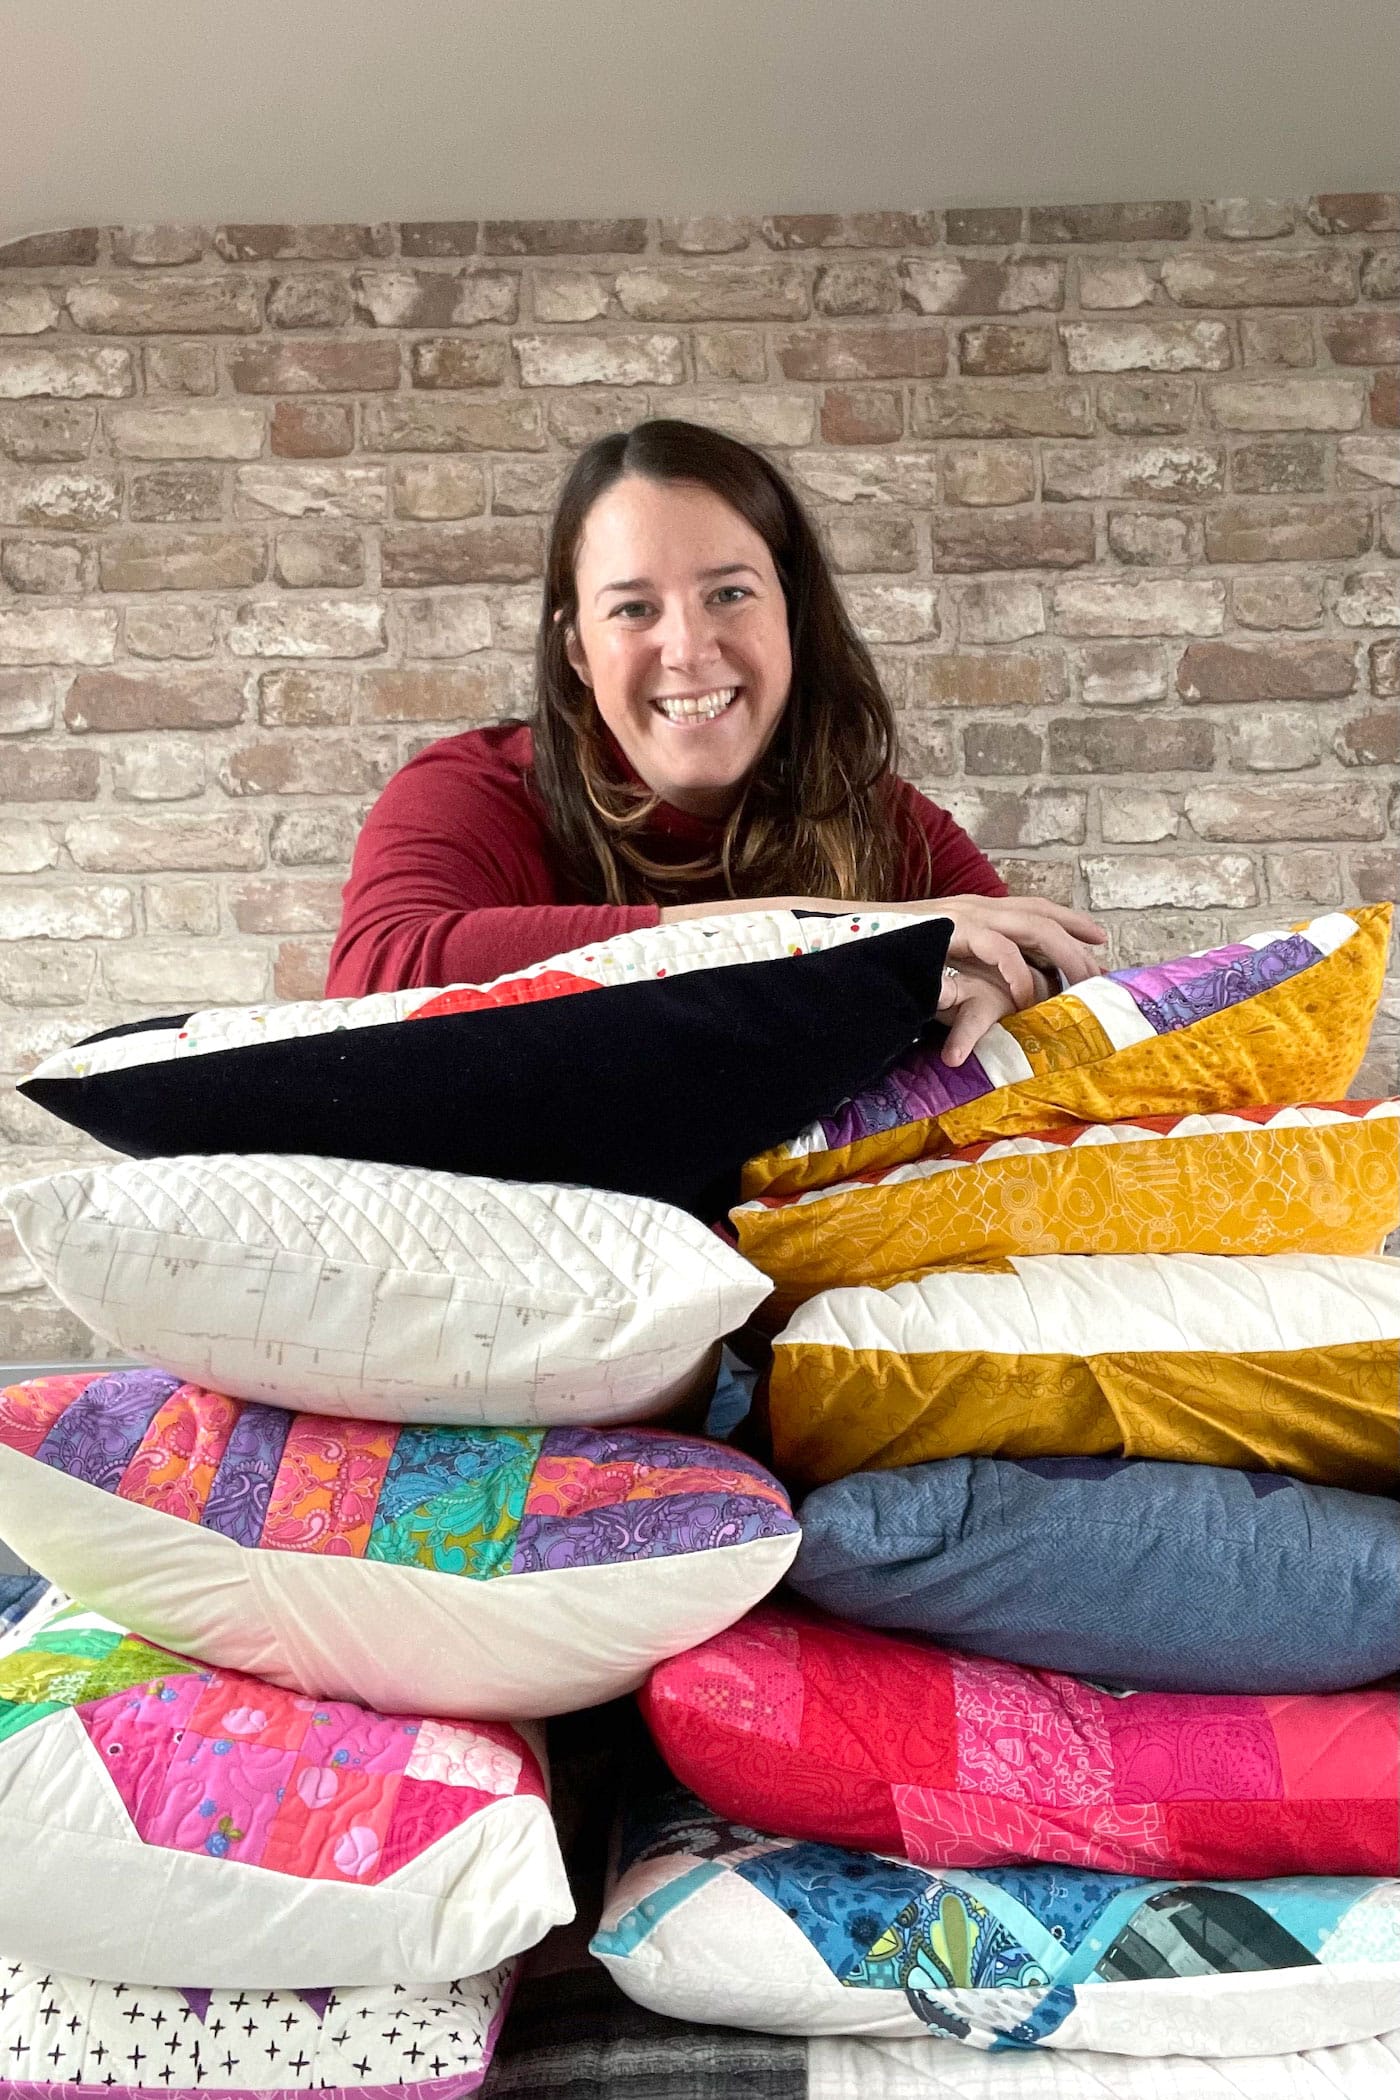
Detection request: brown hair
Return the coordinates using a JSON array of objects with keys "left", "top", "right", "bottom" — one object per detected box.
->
[{"left": 530, "top": 418, "right": 911, "bottom": 906}]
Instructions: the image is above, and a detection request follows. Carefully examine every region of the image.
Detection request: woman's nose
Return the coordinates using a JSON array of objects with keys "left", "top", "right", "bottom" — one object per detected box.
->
[{"left": 657, "top": 600, "right": 722, "bottom": 669}]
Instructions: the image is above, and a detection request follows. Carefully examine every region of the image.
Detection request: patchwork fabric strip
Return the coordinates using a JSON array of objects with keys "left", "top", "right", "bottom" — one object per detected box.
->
[
  {"left": 595, "top": 1788, "right": 1400, "bottom": 2053},
  {"left": 743, "top": 904, "right": 1393, "bottom": 1197},
  {"left": 0, "top": 1603, "right": 544, "bottom": 1880},
  {"left": 732, "top": 1100, "right": 1400, "bottom": 1313},
  {"left": 0, "top": 1374, "right": 797, "bottom": 1575}
]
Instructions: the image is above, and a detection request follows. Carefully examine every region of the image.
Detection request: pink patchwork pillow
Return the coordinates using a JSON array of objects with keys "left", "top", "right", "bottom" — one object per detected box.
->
[
  {"left": 0, "top": 1591, "right": 570, "bottom": 1987},
  {"left": 642, "top": 1604, "right": 1400, "bottom": 1880}
]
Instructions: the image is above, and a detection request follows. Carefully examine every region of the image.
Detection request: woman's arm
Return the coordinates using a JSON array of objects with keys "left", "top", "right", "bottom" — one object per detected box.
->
[{"left": 325, "top": 735, "right": 660, "bottom": 995}]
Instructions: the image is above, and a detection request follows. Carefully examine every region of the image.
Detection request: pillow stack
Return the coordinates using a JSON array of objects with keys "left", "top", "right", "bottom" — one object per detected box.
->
[
  {"left": 606, "top": 903, "right": 1400, "bottom": 2056},
  {"left": 1, "top": 908, "right": 961, "bottom": 2088}
]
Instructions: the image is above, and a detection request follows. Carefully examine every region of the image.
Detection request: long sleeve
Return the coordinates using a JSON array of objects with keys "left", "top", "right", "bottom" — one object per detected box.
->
[
  {"left": 892, "top": 780, "right": 1009, "bottom": 901},
  {"left": 325, "top": 729, "right": 659, "bottom": 996}
]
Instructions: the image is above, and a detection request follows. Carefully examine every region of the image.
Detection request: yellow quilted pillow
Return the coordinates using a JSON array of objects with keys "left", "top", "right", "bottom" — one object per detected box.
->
[
  {"left": 733, "top": 1100, "right": 1400, "bottom": 1322},
  {"left": 744, "top": 902, "right": 1394, "bottom": 1199},
  {"left": 765, "top": 1251, "right": 1400, "bottom": 1492}
]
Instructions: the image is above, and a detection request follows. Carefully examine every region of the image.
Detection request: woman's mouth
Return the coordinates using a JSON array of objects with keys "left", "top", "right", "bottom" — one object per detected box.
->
[{"left": 650, "top": 686, "right": 741, "bottom": 723}]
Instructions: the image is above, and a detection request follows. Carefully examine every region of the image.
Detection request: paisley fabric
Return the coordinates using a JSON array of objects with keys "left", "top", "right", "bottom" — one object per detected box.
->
[
  {"left": 594, "top": 1785, "right": 1400, "bottom": 2053},
  {"left": 766, "top": 1251, "right": 1400, "bottom": 1491},
  {"left": 643, "top": 1606, "right": 1400, "bottom": 1880},
  {"left": 743, "top": 904, "right": 1392, "bottom": 1198},
  {"left": 0, "top": 1373, "right": 799, "bottom": 1722},
  {"left": 0, "top": 1597, "right": 567, "bottom": 1990},
  {"left": 733, "top": 1101, "right": 1400, "bottom": 1319}
]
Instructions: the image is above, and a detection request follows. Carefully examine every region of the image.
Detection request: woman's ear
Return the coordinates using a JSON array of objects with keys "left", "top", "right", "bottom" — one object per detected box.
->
[{"left": 560, "top": 614, "right": 592, "bottom": 689}]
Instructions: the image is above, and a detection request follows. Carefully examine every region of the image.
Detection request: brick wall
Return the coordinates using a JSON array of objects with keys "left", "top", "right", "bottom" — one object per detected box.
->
[{"left": 2, "top": 197, "right": 1397, "bottom": 1357}]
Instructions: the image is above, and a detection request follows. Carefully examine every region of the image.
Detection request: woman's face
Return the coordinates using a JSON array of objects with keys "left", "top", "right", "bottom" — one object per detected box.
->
[{"left": 564, "top": 474, "right": 793, "bottom": 819}]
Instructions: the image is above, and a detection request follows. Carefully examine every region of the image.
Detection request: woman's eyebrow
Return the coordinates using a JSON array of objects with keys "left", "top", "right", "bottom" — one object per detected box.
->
[{"left": 594, "top": 562, "right": 761, "bottom": 602}]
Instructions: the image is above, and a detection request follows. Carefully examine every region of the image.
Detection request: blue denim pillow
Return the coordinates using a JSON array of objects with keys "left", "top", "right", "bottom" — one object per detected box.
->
[{"left": 790, "top": 1456, "right": 1400, "bottom": 1693}]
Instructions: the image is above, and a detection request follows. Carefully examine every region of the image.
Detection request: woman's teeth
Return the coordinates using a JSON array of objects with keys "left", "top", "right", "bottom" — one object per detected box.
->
[{"left": 653, "top": 687, "right": 739, "bottom": 722}]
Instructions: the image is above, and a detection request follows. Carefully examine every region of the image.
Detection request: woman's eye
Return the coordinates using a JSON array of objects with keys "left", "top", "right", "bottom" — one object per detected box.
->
[
  {"left": 611, "top": 601, "right": 652, "bottom": 620},
  {"left": 712, "top": 585, "right": 751, "bottom": 605}
]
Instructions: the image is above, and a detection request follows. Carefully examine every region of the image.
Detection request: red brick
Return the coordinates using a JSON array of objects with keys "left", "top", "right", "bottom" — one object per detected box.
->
[
  {"left": 274, "top": 529, "right": 364, "bottom": 589},
  {"left": 0, "top": 230, "right": 99, "bottom": 267},
  {"left": 1048, "top": 715, "right": 1214, "bottom": 774},
  {"left": 399, "top": 223, "right": 479, "bottom": 257},
  {"left": 659, "top": 218, "right": 752, "bottom": 254},
  {"left": 1240, "top": 316, "right": 1315, "bottom": 368},
  {"left": 1370, "top": 639, "right": 1400, "bottom": 695},
  {"left": 0, "top": 744, "right": 100, "bottom": 800},
  {"left": 1324, "top": 312, "right": 1400, "bottom": 366},
  {"left": 1335, "top": 710, "right": 1400, "bottom": 767},
  {"left": 1307, "top": 194, "right": 1400, "bottom": 234},
  {"left": 1203, "top": 501, "right": 1371, "bottom": 563},
  {"left": 945, "top": 208, "right": 1022, "bottom": 245},
  {"left": 274, "top": 939, "right": 335, "bottom": 1000},
  {"left": 959, "top": 325, "right": 1052, "bottom": 375},
  {"left": 1161, "top": 251, "right": 1357, "bottom": 306},
  {"left": 127, "top": 465, "right": 223, "bottom": 523},
  {"left": 1096, "top": 377, "right": 1196, "bottom": 434},
  {"left": 907, "top": 653, "right": 1060, "bottom": 706},
  {"left": 483, "top": 219, "right": 647, "bottom": 255},
  {"left": 362, "top": 397, "right": 543, "bottom": 452},
  {"left": 822, "top": 513, "right": 917, "bottom": 573},
  {"left": 776, "top": 327, "right": 946, "bottom": 380},
  {"left": 912, "top": 382, "right": 1092, "bottom": 438},
  {"left": 214, "top": 225, "right": 390, "bottom": 261},
  {"left": 1362, "top": 248, "right": 1400, "bottom": 300},
  {"left": 257, "top": 669, "right": 353, "bottom": 727},
  {"left": 1232, "top": 575, "right": 1325, "bottom": 630},
  {"left": 220, "top": 736, "right": 396, "bottom": 797},
  {"left": 1372, "top": 373, "right": 1400, "bottom": 427},
  {"left": 231, "top": 879, "right": 345, "bottom": 934},
  {"left": 0, "top": 540, "right": 94, "bottom": 593},
  {"left": 1350, "top": 853, "right": 1400, "bottom": 906},
  {"left": 65, "top": 668, "right": 246, "bottom": 731},
  {"left": 265, "top": 274, "right": 354, "bottom": 329},
  {"left": 381, "top": 521, "right": 543, "bottom": 587},
  {"left": 962, "top": 720, "right": 1043, "bottom": 774},
  {"left": 359, "top": 665, "right": 512, "bottom": 722},
  {"left": 761, "top": 212, "right": 937, "bottom": 248},
  {"left": 932, "top": 512, "right": 1095, "bottom": 571},
  {"left": 1107, "top": 512, "right": 1194, "bottom": 565},
  {"left": 228, "top": 342, "right": 400, "bottom": 393},
  {"left": 99, "top": 531, "right": 266, "bottom": 592},
  {"left": 813, "top": 262, "right": 901, "bottom": 316},
  {"left": 994, "top": 857, "right": 1076, "bottom": 903},
  {"left": 271, "top": 401, "right": 355, "bottom": 457},
  {"left": 1229, "top": 437, "right": 1327, "bottom": 494},
  {"left": 820, "top": 388, "right": 903, "bottom": 444},
  {"left": 68, "top": 277, "right": 261, "bottom": 334},
  {"left": 410, "top": 339, "right": 509, "bottom": 389},
  {"left": 1042, "top": 441, "right": 1223, "bottom": 501},
  {"left": 901, "top": 258, "right": 1063, "bottom": 315},
  {"left": 1175, "top": 640, "right": 1357, "bottom": 704},
  {"left": 693, "top": 330, "right": 767, "bottom": 382},
  {"left": 1184, "top": 782, "right": 1385, "bottom": 842},
  {"left": 0, "top": 403, "right": 96, "bottom": 461},
  {"left": 1028, "top": 202, "right": 1191, "bottom": 242}
]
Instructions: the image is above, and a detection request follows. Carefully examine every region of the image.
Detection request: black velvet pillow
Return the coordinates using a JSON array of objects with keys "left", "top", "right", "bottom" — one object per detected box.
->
[{"left": 20, "top": 918, "right": 952, "bottom": 1218}]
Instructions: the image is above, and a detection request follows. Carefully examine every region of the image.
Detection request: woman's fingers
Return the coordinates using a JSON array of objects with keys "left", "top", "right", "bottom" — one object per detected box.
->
[
  {"left": 937, "top": 968, "right": 1016, "bottom": 1068},
  {"left": 955, "top": 925, "right": 1038, "bottom": 1008}
]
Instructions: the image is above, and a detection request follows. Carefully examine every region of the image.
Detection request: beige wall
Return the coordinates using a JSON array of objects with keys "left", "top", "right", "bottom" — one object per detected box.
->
[{"left": 1, "top": 196, "right": 1398, "bottom": 1356}]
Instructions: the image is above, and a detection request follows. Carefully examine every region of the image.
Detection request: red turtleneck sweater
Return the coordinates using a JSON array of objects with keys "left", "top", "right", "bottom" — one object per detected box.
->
[{"left": 325, "top": 722, "right": 1005, "bottom": 996}]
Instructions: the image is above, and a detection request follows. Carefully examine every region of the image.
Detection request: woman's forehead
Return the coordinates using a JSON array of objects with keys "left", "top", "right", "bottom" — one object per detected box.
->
[{"left": 575, "top": 474, "right": 775, "bottom": 582}]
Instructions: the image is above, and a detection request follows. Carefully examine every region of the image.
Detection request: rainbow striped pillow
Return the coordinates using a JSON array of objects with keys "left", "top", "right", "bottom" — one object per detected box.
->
[{"left": 0, "top": 1370, "right": 799, "bottom": 1719}]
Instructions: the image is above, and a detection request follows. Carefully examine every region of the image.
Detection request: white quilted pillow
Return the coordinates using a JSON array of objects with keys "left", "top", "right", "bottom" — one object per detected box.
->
[{"left": 3, "top": 1154, "right": 772, "bottom": 1423}]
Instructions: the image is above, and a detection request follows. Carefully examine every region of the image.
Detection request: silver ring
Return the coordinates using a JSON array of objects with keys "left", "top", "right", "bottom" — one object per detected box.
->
[{"left": 944, "top": 965, "right": 959, "bottom": 979}]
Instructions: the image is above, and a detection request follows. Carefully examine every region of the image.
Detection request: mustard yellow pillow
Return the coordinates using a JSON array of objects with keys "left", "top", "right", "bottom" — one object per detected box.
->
[
  {"left": 733, "top": 1100, "right": 1400, "bottom": 1323},
  {"left": 744, "top": 903, "right": 1394, "bottom": 1199},
  {"left": 766, "top": 1251, "right": 1400, "bottom": 1492}
]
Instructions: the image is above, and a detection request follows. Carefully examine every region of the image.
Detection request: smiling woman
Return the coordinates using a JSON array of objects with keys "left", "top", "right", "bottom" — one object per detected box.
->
[{"left": 328, "top": 419, "right": 1107, "bottom": 1059}]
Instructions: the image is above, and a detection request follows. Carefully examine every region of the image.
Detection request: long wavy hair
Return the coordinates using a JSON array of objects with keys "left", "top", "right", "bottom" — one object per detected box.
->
[{"left": 531, "top": 419, "right": 911, "bottom": 906}]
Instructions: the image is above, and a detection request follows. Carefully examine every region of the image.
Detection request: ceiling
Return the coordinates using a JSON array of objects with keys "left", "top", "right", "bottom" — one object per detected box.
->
[{"left": 3, "top": 0, "right": 1398, "bottom": 242}]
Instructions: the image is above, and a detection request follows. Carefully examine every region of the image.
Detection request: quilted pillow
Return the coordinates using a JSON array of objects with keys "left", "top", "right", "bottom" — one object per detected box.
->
[
  {"left": 593, "top": 1786, "right": 1400, "bottom": 2053},
  {"left": 0, "top": 1371, "right": 799, "bottom": 1719},
  {"left": 17, "top": 909, "right": 950, "bottom": 1219},
  {"left": 733, "top": 1100, "right": 1400, "bottom": 1320},
  {"left": 0, "top": 1956, "right": 514, "bottom": 2100},
  {"left": 789, "top": 1454, "right": 1400, "bottom": 1694},
  {"left": 642, "top": 1604, "right": 1400, "bottom": 1879},
  {"left": 765, "top": 1251, "right": 1400, "bottom": 1490},
  {"left": 0, "top": 1591, "right": 568, "bottom": 1987},
  {"left": 743, "top": 904, "right": 1392, "bottom": 1199},
  {"left": 3, "top": 1154, "right": 771, "bottom": 1424}
]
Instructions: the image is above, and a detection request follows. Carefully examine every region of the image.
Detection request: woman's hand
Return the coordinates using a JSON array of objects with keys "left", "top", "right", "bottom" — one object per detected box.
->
[
  {"left": 659, "top": 892, "right": 1107, "bottom": 1005},
  {"left": 934, "top": 957, "right": 1021, "bottom": 1068}
]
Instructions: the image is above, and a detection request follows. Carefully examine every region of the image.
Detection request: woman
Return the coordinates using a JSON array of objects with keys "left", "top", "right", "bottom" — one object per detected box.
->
[{"left": 328, "top": 418, "right": 1105, "bottom": 1063}]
